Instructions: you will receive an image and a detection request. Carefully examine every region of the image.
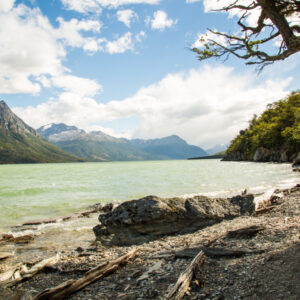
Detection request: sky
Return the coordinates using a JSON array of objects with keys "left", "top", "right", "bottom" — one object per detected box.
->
[{"left": 0, "top": 0, "right": 299, "bottom": 149}]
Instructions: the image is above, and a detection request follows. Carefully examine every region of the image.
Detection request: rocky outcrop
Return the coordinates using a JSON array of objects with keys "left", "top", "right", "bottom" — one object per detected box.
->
[
  {"left": 93, "top": 194, "right": 255, "bottom": 246},
  {"left": 224, "top": 147, "right": 297, "bottom": 163},
  {"left": 292, "top": 153, "right": 300, "bottom": 171}
]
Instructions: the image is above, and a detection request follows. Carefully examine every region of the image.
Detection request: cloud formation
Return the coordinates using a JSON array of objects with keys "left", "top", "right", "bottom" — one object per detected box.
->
[
  {"left": 146, "top": 10, "right": 177, "bottom": 31},
  {"left": 116, "top": 9, "right": 138, "bottom": 27},
  {"left": 14, "top": 65, "right": 291, "bottom": 148},
  {"left": 61, "top": 0, "right": 161, "bottom": 13},
  {"left": 0, "top": 2, "right": 145, "bottom": 94}
]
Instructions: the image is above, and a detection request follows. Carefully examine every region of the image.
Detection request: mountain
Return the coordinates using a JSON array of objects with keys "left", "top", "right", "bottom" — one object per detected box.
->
[
  {"left": 38, "top": 124, "right": 207, "bottom": 161},
  {"left": 205, "top": 144, "right": 228, "bottom": 155},
  {"left": 0, "top": 101, "right": 83, "bottom": 164},
  {"left": 127, "top": 135, "right": 208, "bottom": 159},
  {"left": 38, "top": 124, "right": 161, "bottom": 161}
]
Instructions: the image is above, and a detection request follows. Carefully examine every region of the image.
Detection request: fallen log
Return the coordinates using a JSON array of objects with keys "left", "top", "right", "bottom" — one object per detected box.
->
[
  {"left": 174, "top": 247, "right": 266, "bottom": 259},
  {"left": 33, "top": 248, "right": 139, "bottom": 300},
  {"left": 226, "top": 225, "right": 265, "bottom": 239},
  {"left": 6, "top": 254, "right": 60, "bottom": 286},
  {"left": 255, "top": 205, "right": 280, "bottom": 215},
  {"left": 167, "top": 250, "right": 205, "bottom": 300},
  {"left": 0, "top": 252, "right": 14, "bottom": 260},
  {"left": 0, "top": 264, "right": 22, "bottom": 284}
]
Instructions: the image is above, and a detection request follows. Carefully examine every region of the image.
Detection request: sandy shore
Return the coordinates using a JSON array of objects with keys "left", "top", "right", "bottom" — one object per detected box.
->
[{"left": 0, "top": 186, "right": 299, "bottom": 300}]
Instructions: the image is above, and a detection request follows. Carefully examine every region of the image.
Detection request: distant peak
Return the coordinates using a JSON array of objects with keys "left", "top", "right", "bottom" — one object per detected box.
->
[{"left": 0, "top": 100, "right": 8, "bottom": 107}]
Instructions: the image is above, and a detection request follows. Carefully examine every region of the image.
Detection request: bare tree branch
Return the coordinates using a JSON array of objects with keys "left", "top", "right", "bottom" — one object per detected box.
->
[{"left": 192, "top": 0, "right": 300, "bottom": 69}]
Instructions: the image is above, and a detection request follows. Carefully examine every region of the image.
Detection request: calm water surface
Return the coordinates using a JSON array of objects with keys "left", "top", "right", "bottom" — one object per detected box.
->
[{"left": 0, "top": 160, "right": 299, "bottom": 230}]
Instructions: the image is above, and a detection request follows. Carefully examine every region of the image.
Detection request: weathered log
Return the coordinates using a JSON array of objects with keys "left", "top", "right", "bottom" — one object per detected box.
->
[
  {"left": 23, "top": 254, "right": 60, "bottom": 280},
  {"left": 173, "top": 247, "right": 266, "bottom": 259},
  {"left": 33, "top": 248, "right": 139, "bottom": 300},
  {"left": 0, "top": 252, "right": 14, "bottom": 260},
  {"left": 0, "top": 264, "right": 22, "bottom": 284},
  {"left": 167, "top": 251, "right": 205, "bottom": 300},
  {"left": 255, "top": 205, "right": 280, "bottom": 215},
  {"left": 226, "top": 225, "right": 265, "bottom": 239},
  {"left": 6, "top": 254, "right": 60, "bottom": 286}
]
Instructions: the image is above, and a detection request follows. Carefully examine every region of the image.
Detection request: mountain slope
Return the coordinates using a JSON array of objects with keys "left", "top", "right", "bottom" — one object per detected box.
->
[
  {"left": 128, "top": 135, "right": 208, "bottom": 159},
  {"left": 205, "top": 144, "right": 228, "bottom": 155},
  {"left": 38, "top": 124, "right": 162, "bottom": 161},
  {"left": 38, "top": 124, "right": 207, "bottom": 161},
  {"left": 0, "top": 101, "right": 84, "bottom": 164}
]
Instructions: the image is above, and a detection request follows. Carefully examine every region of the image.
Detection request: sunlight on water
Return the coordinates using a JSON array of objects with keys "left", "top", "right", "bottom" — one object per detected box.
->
[{"left": 0, "top": 160, "right": 299, "bottom": 230}]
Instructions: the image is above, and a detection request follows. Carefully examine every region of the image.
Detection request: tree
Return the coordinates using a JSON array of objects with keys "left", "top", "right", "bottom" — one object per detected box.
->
[{"left": 192, "top": 0, "right": 300, "bottom": 70}]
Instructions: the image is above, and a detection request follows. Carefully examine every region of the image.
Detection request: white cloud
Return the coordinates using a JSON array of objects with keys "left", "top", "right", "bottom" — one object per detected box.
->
[
  {"left": 0, "top": 2, "right": 124, "bottom": 94},
  {"left": 146, "top": 10, "right": 177, "bottom": 31},
  {"left": 103, "top": 32, "right": 135, "bottom": 54},
  {"left": 0, "top": 0, "right": 15, "bottom": 12},
  {"left": 0, "top": 4, "right": 65, "bottom": 94},
  {"left": 61, "top": 0, "right": 160, "bottom": 13},
  {"left": 14, "top": 65, "right": 292, "bottom": 148},
  {"left": 116, "top": 9, "right": 137, "bottom": 27},
  {"left": 52, "top": 75, "right": 103, "bottom": 97},
  {"left": 56, "top": 17, "right": 102, "bottom": 52},
  {"left": 192, "top": 29, "right": 227, "bottom": 48}
]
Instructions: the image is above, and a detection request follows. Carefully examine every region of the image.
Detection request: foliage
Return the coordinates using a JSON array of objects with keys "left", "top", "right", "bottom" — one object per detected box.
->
[
  {"left": 192, "top": 0, "right": 300, "bottom": 70},
  {"left": 226, "top": 91, "right": 300, "bottom": 159}
]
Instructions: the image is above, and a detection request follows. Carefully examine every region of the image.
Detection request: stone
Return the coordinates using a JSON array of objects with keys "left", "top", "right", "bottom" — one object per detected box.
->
[
  {"left": 253, "top": 148, "right": 271, "bottom": 162},
  {"left": 93, "top": 194, "right": 255, "bottom": 246}
]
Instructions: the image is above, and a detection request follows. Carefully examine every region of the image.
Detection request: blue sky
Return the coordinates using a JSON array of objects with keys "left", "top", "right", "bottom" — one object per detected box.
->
[{"left": 0, "top": 0, "right": 299, "bottom": 148}]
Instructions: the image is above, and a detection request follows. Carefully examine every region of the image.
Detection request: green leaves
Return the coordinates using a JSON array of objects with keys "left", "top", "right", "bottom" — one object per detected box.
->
[{"left": 226, "top": 91, "right": 300, "bottom": 160}]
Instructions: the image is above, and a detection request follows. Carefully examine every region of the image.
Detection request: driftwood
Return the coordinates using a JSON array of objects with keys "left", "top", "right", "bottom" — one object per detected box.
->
[
  {"left": 0, "top": 252, "right": 14, "bottom": 260},
  {"left": 255, "top": 205, "right": 280, "bottom": 215},
  {"left": 173, "top": 247, "right": 266, "bottom": 259},
  {"left": 226, "top": 225, "right": 265, "bottom": 239},
  {"left": 167, "top": 250, "right": 205, "bottom": 300},
  {"left": 33, "top": 248, "right": 139, "bottom": 300},
  {"left": 4, "top": 254, "right": 60, "bottom": 286}
]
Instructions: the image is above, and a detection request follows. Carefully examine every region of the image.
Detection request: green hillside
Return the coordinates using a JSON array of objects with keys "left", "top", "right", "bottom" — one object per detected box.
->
[
  {"left": 0, "top": 132, "right": 84, "bottom": 164},
  {"left": 0, "top": 101, "right": 84, "bottom": 164},
  {"left": 225, "top": 91, "right": 300, "bottom": 162}
]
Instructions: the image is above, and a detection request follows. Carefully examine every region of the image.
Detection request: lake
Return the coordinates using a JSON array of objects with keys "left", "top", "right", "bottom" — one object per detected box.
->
[{"left": 0, "top": 159, "right": 299, "bottom": 230}]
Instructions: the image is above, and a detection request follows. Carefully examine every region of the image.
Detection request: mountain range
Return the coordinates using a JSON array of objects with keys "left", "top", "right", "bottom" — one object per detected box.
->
[
  {"left": 0, "top": 101, "right": 208, "bottom": 164},
  {"left": 0, "top": 101, "right": 83, "bottom": 164},
  {"left": 37, "top": 123, "right": 208, "bottom": 161}
]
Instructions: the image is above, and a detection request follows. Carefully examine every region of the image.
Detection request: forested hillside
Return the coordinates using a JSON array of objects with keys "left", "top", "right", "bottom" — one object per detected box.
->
[{"left": 224, "top": 92, "right": 300, "bottom": 162}]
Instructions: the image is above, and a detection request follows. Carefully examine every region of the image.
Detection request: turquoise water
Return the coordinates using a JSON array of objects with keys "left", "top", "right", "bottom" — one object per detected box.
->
[{"left": 0, "top": 160, "right": 299, "bottom": 230}]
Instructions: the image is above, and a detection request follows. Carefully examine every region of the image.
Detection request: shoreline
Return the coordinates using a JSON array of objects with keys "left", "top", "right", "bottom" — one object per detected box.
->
[{"left": 0, "top": 184, "right": 299, "bottom": 299}]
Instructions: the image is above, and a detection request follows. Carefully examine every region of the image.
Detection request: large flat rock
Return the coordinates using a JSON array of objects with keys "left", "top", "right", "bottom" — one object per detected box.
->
[{"left": 93, "top": 194, "right": 255, "bottom": 246}]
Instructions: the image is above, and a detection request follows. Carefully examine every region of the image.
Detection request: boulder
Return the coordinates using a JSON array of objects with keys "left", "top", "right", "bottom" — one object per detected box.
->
[{"left": 93, "top": 194, "right": 255, "bottom": 246}]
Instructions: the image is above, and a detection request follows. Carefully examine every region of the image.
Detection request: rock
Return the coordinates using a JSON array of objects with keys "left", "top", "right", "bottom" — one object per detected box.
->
[
  {"left": 102, "top": 202, "right": 118, "bottom": 213},
  {"left": 279, "top": 151, "right": 288, "bottom": 162},
  {"left": 1, "top": 234, "right": 35, "bottom": 244},
  {"left": 292, "top": 153, "right": 300, "bottom": 171},
  {"left": 22, "top": 218, "right": 59, "bottom": 225},
  {"left": 93, "top": 194, "right": 255, "bottom": 246},
  {"left": 253, "top": 148, "right": 271, "bottom": 162},
  {"left": 89, "top": 203, "right": 104, "bottom": 212}
]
